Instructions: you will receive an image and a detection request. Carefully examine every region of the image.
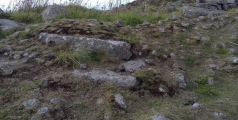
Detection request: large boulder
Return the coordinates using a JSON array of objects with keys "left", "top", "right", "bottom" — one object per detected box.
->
[
  {"left": 183, "top": 6, "right": 225, "bottom": 18},
  {"left": 0, "top": 19, "right": 22, "bottom": 31},
  {"left": 41, "top": 5, "right": 67, "bottom": 21},
  {"left": 39, "top": 33, "right": 132, "bottom": 60},
  {"left": 72, "top": 69, "right": 137, "bottom": 87}
]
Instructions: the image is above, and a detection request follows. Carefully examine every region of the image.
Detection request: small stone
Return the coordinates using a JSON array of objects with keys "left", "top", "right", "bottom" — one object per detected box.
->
[
  {"left": 208, "top": 77, "right": 215, "bottom": 85},
  {"left": 37, "top": 107, "right": 49, "bottom": 115},
  {"left": 80, "top": 64, "right": 87, "bottom": 69},
  {"left": 23, "top": 52, "right": 29, "bottom": 57},
  {"left": 212, "top": 112, "right": 228, "bottom": 119},
  {"left": 0, "top": 65, "right": 14, "bottom": 76},
  {"left": 142, "top": 45, "right": 149, "bottom": 50},
  {"left": 229, "top": 48, "right": 238, "bottom": 54},
  {"left": 38, "top": 79, "right": 48, "bottom": 87},
  {"left": 152, "top": 114, "right": 170, "bottom": 120},
  {"left": 50, "top": 98, "right": 62, "bottom": 105},
  {"left": 35, "top": 58, "right": 45, "bottom": 64},
  {"left": 181, "top": 22, "right": 190, "bottom": 28},
  {"left": 209, "top": 64, "right": 219, "bottom": 70},
  {"left": 230, "top": 35, "right": 238, "bottom": 40},
  {"left": 13, "top": 54, "right": 21, "bottom": 60},
  {"left": 177, "top": 73, "right": 187, "bottom": 89},
  {"left": 22, "top": 99, "right": 39, "bottom": 110},
  {"left": 170, "top": 53, "right": 176, "bottom": 58},
  {"left": 192, "top": 103, "right": 202, "bottom": 109},
  {"left": 96, "top": 98, "right": 104, "bottom": 104},
  {"left": 201, "top": 36, "right": 210, "bottom": 41},
  {"left": 114, "top": 20, "right": 125, "bottom": 27},
  {"left": 194, "top": 36, "right": 201, "bottom": 41},
  {"left": 115, "top": 93, "right": 127, "bottom": 109}
]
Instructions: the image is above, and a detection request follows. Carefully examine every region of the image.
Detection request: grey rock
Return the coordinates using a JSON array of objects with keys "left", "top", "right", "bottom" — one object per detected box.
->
[
  {"left": 233, "top": 57, "right": 238, "bottom": 64},
  {"left": 208, "top": 77, "right": 215, "bottom": 85},
  {"left": 0, "top": 64, "right": 14, "bottom": 76},
  {"left": 39, "top": 33, "right": 132, "bottom": 60},
  {"left": 181, "top": 22, "right": 190, "bottom": 28},
  {"left": 152, "top": 114, "right": 170, "bottom": 120},
  {"left": 72, "top": 69, "right": 137, "bottom": 87},
  {"left": 177, "top": 73, "right": 187, "bottom": 89},
  {"left": 50, "top": 98, "right": 62, "bottom": 105},
  {"left": 0, "top": 19, "right": 22, "bottom": 31},
  {"left": 13, "top": 54, "right": 21, "bottom": 60},
  {"left": 201, "top": 36, "right": 210, "bottom": 41},
  {"left": 212, "top": 112, "right": 228, "bottom": 119},
  {"left": 192, "top": 103, "right": 202, "bottom": 109},
  {"left": 41, "top": 5, "right": 67, "bottom": 21},
  {"left": 143, "top": 20, "right": 151, "bottom": 25},
  {"left": 115, "top": 20, "right": 125, "bottom": 27},
  {"left": 119, "top": 59, "right": 145, "bottom": 72},
  {"left": 183, "top": 6, "right": 225, "bottom": 18},
  {"left": 22, "top": 99, "right": 39, "bottom": 110},
  {"left": 80, "top": 64, "right": 87, "bottom": 70},
  {"left": 229, "top": 48, "right": 238, "bottom": 54},
  {"left": 96, "top": 98, "right": 104, "bottom": 104},
  {"left": 38, "top": 79, "right": 48, "bottom": 87},
  {"left": 37, "top": 107, "right": 49, "bottom": 115},
  {"left": 230, "top": 35, "right": 238, "bottom": 40},
  {"left": 115, "top": 93, "right": 127, "bottom": 109}
]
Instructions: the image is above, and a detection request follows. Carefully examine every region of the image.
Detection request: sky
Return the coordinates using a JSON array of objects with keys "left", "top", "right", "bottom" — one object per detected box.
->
[{"left": 0, "top": 0, "right": 135, "bottom": 11}]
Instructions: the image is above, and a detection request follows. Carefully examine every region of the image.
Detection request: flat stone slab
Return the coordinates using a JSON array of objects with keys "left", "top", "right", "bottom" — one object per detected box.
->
[
  {"left": 39, "top": 33, "right": 132, "bottom": 60},
  {"left": 72, "top": 69, "right": 137, "bottom": 87}
]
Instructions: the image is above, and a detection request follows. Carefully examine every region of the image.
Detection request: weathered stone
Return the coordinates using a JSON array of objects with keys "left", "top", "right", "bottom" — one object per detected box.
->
[
  {"left": 192, "top": 103, "right": 202, "bottom": 109},
  {"left": 183, "top": 6, "right": 225, "bottom": 18},
  {"left": 229, "top": 48, "right": 238, "bottom": 54},
  {"left": 152, "top": 114, "right": 170, "bottom": 120},
  {"left": 208, "top": 77, "right": 215, "bottom": 85},
  {"left": 181, "top": 22, "right": 190, "bottom": 28},
  {"left": 0, "top": 64, "right": 14, "bottom": 76},
  {"left": 119, "top": 59, "right": 145, "bottom": 72},
  {"left": 22, "top": 99, "right": 39, "bottom": 110},
  {"left": 50, "top": 98, "right": 62, "bottom": 105},
  {"left": 114, "top": 93, "right": 127, "bottom": 109},
  {"left": 177, "top": 73, "right": 187, "bottom": 89},
  {"left": 114, "top": 20, "right": 125, "bottom": 27},
  {"left": 72, "top": 69, "right": 137, "bottom": 87},
  {"left": 41, "top": 5, "right": 67, "bottom": 21},
  {"left": 37, "top": 107, "right": 49, "bottom": 115},
  {"left": 212, "top": 112, "right": 228, "bottom": 119},
  {"left": 0, "top": 19, "right": 22, "bottom": 31},
  {"left": 39, "top": 33, "right": 132, "bottom": 60}
]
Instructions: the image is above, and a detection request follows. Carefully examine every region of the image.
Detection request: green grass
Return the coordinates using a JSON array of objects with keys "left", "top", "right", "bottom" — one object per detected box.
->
[
  {"left": 184, "top": 55, "right": 199, "bottom": 66},
  {"left": 196, "top": 85, "right": 219, "bottom": 96},
  {"left": 55, "top": 50, "right": 91, "bottom": 67},
  {"left": 122, "top": 33, "right": 140, "bottom": 44},
  {"left": 9, "top": 12, "right": 43, "bottom": 24}
]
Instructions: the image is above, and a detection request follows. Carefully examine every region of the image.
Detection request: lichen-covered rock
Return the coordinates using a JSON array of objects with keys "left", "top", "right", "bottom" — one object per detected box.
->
[
  {"left": 39, "top": 33, "right": 132, "bottom": 60},
  {"left": 22, "top": 99, "right": 39, "bottom": 110},
  {"left": 0, "top": 64, "right": 14, "bottom": 76},
  {"left": 72, "top": 69, "right": 137, "bottom": 87},
  {"left": 114, "top": 93, "right": 127, "bottom": 109},
  {"left": 41, "top": 5, "right": 67, "bottom": 21},
  {"left": 152, "top": 114, "right": 170, "bottom": 120},
  {"left": 0, "top": 19, "right": 22, "bottom": 31},
  {"left": 183, "top": 6, "right": 225, "bottom": 18},
  {"left": 119, "top": 59, "right": 145, "bottom": 72}
]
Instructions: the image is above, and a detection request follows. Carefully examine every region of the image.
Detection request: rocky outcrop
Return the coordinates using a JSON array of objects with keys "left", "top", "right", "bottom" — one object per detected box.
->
[
  {"left": 41, "top": 5, "right": 67, "bottom": 21},
  {"left": 0, "top": 19, "right": 23, "bottom": 31},
  {"left": 183, "top": 6, "right": 225, "bottom": 18},
  {"left": 196, "top": 0, "right": 238, "bottom": 11},
  {"left": 72, "top": 69, "right": 137, "bottom": 87},
  {"left": 39, "top": 33, "right": 132, "bottom": 60}
]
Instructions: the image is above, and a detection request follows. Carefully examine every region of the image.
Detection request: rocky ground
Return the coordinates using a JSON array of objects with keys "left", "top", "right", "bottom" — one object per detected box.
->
[{"left": 0, "top": 0, "right": 238, "bottom": 120}]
